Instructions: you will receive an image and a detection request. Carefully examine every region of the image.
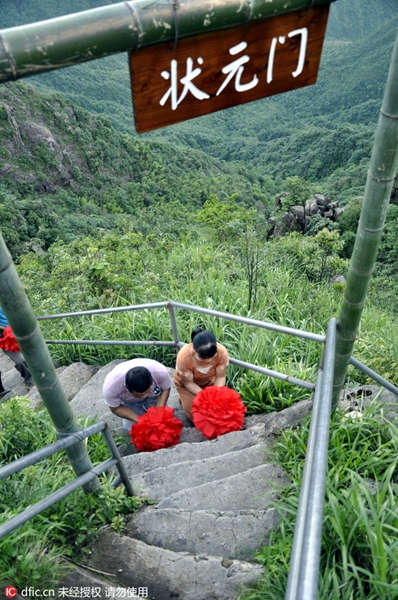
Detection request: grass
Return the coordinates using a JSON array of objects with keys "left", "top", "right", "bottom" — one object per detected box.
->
[
  {"left": 18, "top": 232, "right": 398, "bottom": 396},
  {"left": 0, "top": 398, "right": 142, "bottom": 590},
  {"left": 10, "top": 227, "right": 398, "bottom": 593},
  {"left": 239, "top": 401, "right": 398, "bottom": 600}
]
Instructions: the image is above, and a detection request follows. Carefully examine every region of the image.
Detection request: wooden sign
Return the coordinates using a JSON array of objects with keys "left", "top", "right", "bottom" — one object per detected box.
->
[{"left": 129, "top": 4, "right": 330, "bottom": 133}]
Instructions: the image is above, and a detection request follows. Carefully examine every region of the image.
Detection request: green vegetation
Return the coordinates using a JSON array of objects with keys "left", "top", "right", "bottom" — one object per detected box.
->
[
  {"left": 239, "top": 402, "right": 398, "bottom": 600},
  {"left": 0, "top": 397, "right": 141, "bottom": 589},
  {"left": 0, "top": 0, "right": 398, "bottom": 595}
]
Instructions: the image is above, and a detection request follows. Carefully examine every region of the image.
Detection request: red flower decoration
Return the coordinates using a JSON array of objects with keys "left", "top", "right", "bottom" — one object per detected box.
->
[
  {"left": 130, "top": 406, "right": 183, "bottom": 452},
  {"left": 0, "top": 325, "right": 20, "bottom": 353},
  {"left": 192, "top": 386, "right": 246, "bottom": 440}
]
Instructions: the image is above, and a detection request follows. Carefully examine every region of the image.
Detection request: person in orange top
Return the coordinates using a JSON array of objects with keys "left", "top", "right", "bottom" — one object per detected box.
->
[{"left": 174, "top": 328, "right": 229, "bottom": 421}]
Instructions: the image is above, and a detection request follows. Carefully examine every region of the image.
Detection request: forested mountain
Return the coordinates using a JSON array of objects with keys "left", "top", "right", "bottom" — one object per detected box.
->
[
  {"left": 2, "top": 0, "right": 396, "bottom": 171},
  {"left": 326, "top": 0, "right": 397, "bottom": 40},
  {"left": 0, "top": 81, "right": 271, "bottom": 259}
]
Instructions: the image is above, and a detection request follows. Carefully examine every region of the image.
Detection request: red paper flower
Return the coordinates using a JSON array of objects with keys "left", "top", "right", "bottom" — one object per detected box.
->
[
  {"left": 0, "top": 325, "right": 20, "bottom": 353},
  {"left": 192, "top": 386, "right": 246, "bottom": 440},
  {"left": 130, "top": 406, "right": 183, "bottom": 452}
]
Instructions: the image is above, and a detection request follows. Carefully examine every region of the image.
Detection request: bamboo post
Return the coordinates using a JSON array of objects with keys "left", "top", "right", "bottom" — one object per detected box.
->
[
  {"left": 332, "top": 27, "right": 398, "bottom": 407},
  {"left": 0, "top": 232, "right": 99, "bottom": 493},
  {"left": 0, "top": 0, "right": 335, "bottom": 83}
]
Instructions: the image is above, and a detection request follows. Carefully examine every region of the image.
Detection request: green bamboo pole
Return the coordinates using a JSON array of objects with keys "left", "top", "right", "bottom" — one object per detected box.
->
[
  {"left": 0, "top": 233, "right": 99, "bottom": 493},
  {"left": 332, "top": 27, "right": 398, "bottom": 407},
  {"left": 0, "top": 0, "right": 335, "bottom": 83}
]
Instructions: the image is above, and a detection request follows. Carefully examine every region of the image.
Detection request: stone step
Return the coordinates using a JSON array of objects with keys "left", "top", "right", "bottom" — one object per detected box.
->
[
  {"left": 156, "top": 463, "right": 290, "bottom": 511},
  {"left": 4, "top": 369, "right": 33, "bottom": 394},
  {"left": 123, "top": 423, "right": 267, "bottom": 473},
  {"left": 0, "top": 354, "right": 24, "bottom": 391},
  {"left": 70, "top": 359, "right": 126, "bottom": 431},
  {"left": 127, "top": 507, "right": 280, "bottom": 560},
  {"left": 130, "top": 444, "right": 269, "bottom": 499},
  {"left": 28, "top": 362, "right": 98, "bottom": 409},
  {"left": 88, "top": 531, "right": 264, "bottom": 600},
  {"left": 57, "top": 559, "right": 136, "bottom": 598},
  {"left": 0, "top": 351, "right": 16, "bottom": 375}
]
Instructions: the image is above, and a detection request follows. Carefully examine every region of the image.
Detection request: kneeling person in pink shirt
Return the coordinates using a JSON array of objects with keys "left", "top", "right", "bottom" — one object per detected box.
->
[{"left": 103, "top": 358, "right": 172, "bottom": 431}]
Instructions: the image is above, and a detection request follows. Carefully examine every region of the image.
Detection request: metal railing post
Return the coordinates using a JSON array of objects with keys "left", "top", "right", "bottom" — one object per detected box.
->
[
  {"left": 285, "top": 317, "right": 336, "bottom": 600},
  {"left": 168, "top": 302, "right": 181, "bottom": 350},
  {"left": 0, "top": 422, "right": 134, "bottom": 539},
  {"left": 0, "top": 232, "right": 99, "bottom": 493},
  {"left": 101, "top": 424, "right": 134, "bottom": 496}
]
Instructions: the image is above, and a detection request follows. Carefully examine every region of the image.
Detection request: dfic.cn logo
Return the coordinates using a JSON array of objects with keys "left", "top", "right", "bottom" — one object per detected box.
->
[{"left": 4, "top": 586, "right": 17, "bottom": 598}]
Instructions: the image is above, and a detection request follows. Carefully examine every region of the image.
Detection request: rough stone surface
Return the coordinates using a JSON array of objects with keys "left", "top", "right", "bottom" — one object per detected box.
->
[
  {"left": 127, "top": 507, "right": 280, "bottom": 559},
  {"left": 245, "top": 399, "right": 313, "bottom": 437},
  {"left": 335, "top": 207, "right": 344, "bottom": 219},
  {"left": 0, "top": 351, "right": 16, "bottom": 373},
  {"left": 123, "top": 424, "right": 267, "bottom": 474},
  {"left": 179, "top": 427, "right": 207, "bottom": 444},
  {"left": 339, "top": 384, "right": 398, "bottom": 423},
  {"left": 58, "top": 561, "right": 125, "bottom": 598},
  {"left": 156, "top": 463, "right": 290, "bottom": 511},
  {"left": 305, "top": 198, "right": 319, "bottom": 216},
  {"left": 70, "top": 359, "right": 125, "bottom": 430},
  {"left": 314, "top": 194, "right": 328, "bottom": 206},
  {"left": 274, "top": 193, "right": 345, "bottom": 236},
  {"left": 290, "top": 205, "right": 305, "bottom": 223},
  {"left": 20, "top": 121, "right": 57, "bottom": 147},
  {"left": 28, "top": 362, "right": 99, "bottom": 409},
  {"left": 2, "top": 365, "right": 23, "bottom": 391},
  {"left": 0, "top": 350, "right": 25, "bottom": 391},
  {"left": 89, "top": 532, "right": 264, "bottom": 600},
  {"left": 130, "top": 444, "right": 269, "bottom": 499},
  {"left": 329, "top": 275, "right": 346, "bottom": 285}
]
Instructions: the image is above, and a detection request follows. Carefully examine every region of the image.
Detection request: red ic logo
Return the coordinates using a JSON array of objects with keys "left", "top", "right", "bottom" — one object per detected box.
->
[{"left": 4, "top": 587, "right": 17, "bottom": 598}]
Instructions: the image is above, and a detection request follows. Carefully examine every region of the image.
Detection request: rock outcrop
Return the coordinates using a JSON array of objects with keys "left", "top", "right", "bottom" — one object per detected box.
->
[{"left": 270, "top": 193, "right": 344, "bottom": 237}]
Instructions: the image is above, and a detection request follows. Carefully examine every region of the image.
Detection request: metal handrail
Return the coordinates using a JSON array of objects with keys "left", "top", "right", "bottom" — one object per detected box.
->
[
  {"left": 285, "top": 317, "right": 337, "bottom": 600},
  {"left": 0, "top": 421, "right": 134, "bottom": 541},
  {"left": 349, "top": 355, "right": 398, "bottom": 396},
  {"left": 37, "top": 300, "right": 326, "bottom": 343},
  {"left": 37, "top": 301, "right": 398, "bottom": 395},
  {"left": 1, "top": 302, "right": 395, "bottom": 591},
  {"left": 38, "top": 300, "right": 325, "bottom": 392}
]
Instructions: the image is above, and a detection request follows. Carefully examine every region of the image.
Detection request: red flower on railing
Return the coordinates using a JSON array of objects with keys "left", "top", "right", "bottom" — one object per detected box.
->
[
  {"left": 130, "top": 406, "right": 183, "bottom": 452},
  {"left": 192, "top": 386, "right": 246, "bottom": 440}
]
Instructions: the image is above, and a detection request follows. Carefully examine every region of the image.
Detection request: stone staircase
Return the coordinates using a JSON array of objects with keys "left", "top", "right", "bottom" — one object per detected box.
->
[
  {"left": 1, "top": 355, "right": 306, "bottom": 599},
  {"left": 5, "top": 354, "right": 388, "bottom": 599}
]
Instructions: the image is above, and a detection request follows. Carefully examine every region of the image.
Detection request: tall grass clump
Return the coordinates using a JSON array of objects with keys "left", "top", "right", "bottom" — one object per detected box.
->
[
  {"left": 0, "top": 398, "right": 141, "bottom": 590},
  {"left": 18, "top": 233, "right": 398, "bottom": 406},
  {"left": 239, "top": 401, "right": 398, "bottom": 600}
]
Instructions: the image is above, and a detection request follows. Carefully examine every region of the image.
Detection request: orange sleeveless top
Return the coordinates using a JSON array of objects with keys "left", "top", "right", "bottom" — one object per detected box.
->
[{"left": 174, "top": 342, "right": 229, "bottom": 388}]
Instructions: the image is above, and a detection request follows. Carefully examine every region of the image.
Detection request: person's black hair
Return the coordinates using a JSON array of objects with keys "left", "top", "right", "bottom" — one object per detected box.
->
[
  {"left": 125, "top": 367, "right": 153, "bottom": 393},
  {"left": 191, "top": 328, "right": 217, "bottom": 359}
]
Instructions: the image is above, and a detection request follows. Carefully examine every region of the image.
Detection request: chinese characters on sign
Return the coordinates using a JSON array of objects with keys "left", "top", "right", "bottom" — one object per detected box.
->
[{"left": 129, "top": 4, "right": 330, "bottom": 133}]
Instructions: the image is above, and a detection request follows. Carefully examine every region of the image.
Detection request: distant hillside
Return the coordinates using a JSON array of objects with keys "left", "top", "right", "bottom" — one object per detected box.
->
[
  {"left": 1, "top": 0, "right": 396, "bottom": 206},
  {"left": 2, "top": 0, "right": 397, "bottom": 142},
  {"left": 0, "top": 82, "right": 266, "bottom": 259},
  {"left": 327, "top": 0, "right": 398, "bottom": 41}
]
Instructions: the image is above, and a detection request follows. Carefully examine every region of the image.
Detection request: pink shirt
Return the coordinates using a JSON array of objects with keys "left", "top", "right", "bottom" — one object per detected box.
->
[{"left": 103, "top": 359, "right": 172, "bottom": 408}]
